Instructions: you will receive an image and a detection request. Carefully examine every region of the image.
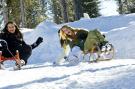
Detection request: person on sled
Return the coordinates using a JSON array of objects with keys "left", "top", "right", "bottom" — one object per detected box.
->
[
  {"left": 58, "top": 25, "right": 114, "bottom": 64},
  {"left": 0, "top": 21, "right": 43, "bottom": 68}
]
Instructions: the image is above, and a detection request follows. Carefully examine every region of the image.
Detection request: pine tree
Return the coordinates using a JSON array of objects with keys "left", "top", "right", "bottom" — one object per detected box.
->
[
  {"left": 0, "top": 0, "right": 8, "bottom": 25},
  {"left": 24, "top": 0, "right": 47, "bottom": 28},
  {"left": 7, "top": 0, "right": 20, "bottom": 25},
  {"left": 1, "top": 0, "right": 48, "bottom": 28},
  {"left": 60, "top": 0, "right": 68, "bottom": 23},
  {"left": 116, "top": 0, "right": 135, "bottom": 14},
  {"left": 51, "top": 0, "right": 63, "bottom": 24},
  {"left": 20, "top": 0, "right": 25, "bottom": 27},
  {"left": 128, "top": 0, "right": 135, "bottom": 13},
  {"left": 67, "top": 0, "right": 76, "bottom": 22},
  {"left": 51, "top": 0, "right": 76, "bottom": 23},
  {"left": 81, "top": 0, "right": 100, "bottom": 18},
  {"left": 117, "top": 0, "right": 123, "bottom": 14},
  {"left": 73, "top": 0, "right": 83, "bottom": 20}
]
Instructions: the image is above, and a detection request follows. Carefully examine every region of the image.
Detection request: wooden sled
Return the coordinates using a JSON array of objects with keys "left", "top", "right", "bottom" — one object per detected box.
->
[
  {"left": 0, "top": 50, "right": 21, "bottom": 70},
  {"left": 83, "top": 43, "right": 115, "bottom": 63}
]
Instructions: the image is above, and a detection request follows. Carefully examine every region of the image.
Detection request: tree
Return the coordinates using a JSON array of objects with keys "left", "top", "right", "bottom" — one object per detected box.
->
[
  {"left": 73, "top": 0, "right": 83, "bottom": 20},
  {"left": 117, "top": 0, "right": 124, "bottom": 14},
  {"left": 20, "top": 0, "right": 25, "bottom": 27},
  {"left": 1, "top": 0, "right": 48, "bottom": 28},
  {"left": 51, "top": 0, "right": 63, "bottom": 24},
  {"left": 81, "top": 0, "right": 100, "bottom": 18},
  {"left": 66, "top": 0, "right": 76, "bottom": 22},
  {"left": 125, "top": 0, "right": 130, "bottom": 13},
  {"left": 7, "top": 0, "right": 20, "bottom": 26},
  {"left": 128, "top": 0, "right": 135, "bottom": 13},
  {"left": 116, "top": 0, "right": 135, "bottom": 14},
  {"left": 60, "top": 0, "right": 68, "bottom": 23},
  {"left": 1, "top": 0, "right": 8, "bottom": 25},
  {"left": 24, "top": 0, "right": 47, "bottom": 28}
]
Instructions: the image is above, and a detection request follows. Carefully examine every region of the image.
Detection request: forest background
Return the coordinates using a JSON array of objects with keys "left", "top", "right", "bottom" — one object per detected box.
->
[{"left": 0, "top": 0, "right": 135, "bottom": 29}]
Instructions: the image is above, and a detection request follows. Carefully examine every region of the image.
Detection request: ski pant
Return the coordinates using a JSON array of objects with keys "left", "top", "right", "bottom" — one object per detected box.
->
[
  {"left": 67, "top": 46, "right": 83, "bottom": 62},
  {"left": 18, "top": 44, "right": 32, "bottom": 64}
]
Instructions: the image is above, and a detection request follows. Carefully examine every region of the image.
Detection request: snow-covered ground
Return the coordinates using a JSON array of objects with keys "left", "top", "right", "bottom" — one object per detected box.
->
[
  {"left": 1, "top": 59, "right": 135, "bottom": 89},
  {"left": 1, "top": 13, "right": 135, "bottom": 89}
]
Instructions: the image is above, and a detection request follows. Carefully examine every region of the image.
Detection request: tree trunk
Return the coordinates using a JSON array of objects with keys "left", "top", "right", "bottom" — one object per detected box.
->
[
  {"left": 52, "top": 0, "right": 61, "bottom": 24},
  {"left": 125, "top": 0, "right": 130, "bottom": 13},
  {"left": 60, "top": 0, "right": 68, "bottom": 23},
  {"left": 2, "top": 0, "right": 8, "bottom": 24},
  {"left": 118, "top": 0, "right": 123, "bottom": 14},
  {"left": 20, "top": 0, "right": 25, "bottom": 27},
  {"left": 73, "top": 0, "right": 83, "bottom": 20}
]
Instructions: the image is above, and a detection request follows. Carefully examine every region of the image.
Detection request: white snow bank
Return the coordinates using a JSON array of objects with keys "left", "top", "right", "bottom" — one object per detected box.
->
[{"left": 22, "top": 13, "right": 135, "bottom": 64}]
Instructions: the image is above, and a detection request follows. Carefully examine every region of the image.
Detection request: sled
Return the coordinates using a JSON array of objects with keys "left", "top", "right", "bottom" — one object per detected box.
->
[
  {"left": 0, "top": 50, "right": 21, "bottom": 70},
  {"left": 58, "top": 26, "right": 115, "bottom": 64},
  {"left": 83, "top": 43, "right": 114, "bottom": 63},
  {"left": 82, "top": 29, "right": 115, "bottom": 63},
  {"left": 98, "top": 43, "right": 114, "bottom": 61}
]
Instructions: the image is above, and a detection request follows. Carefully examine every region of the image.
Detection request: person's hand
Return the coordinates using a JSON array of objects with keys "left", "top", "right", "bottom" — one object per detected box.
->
[{"left": 36, "top": 37, "right": 43, "bottom": 45}]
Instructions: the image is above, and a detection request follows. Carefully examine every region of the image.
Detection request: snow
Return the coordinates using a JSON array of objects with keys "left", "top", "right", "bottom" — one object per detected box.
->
[
  {"left": 1, "top": 13, "right": 135, "bottom": 89},
  {"left": 99, "top": 0, "right": 119, "bottom": 16},
  {"left": 1, "top": 60, "right": 135, "bottom": 89}
]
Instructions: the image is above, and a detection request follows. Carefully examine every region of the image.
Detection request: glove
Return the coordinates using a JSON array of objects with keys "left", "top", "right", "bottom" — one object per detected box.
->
[
  {"left": 31, "top": 37, "right": 43, "bottom": 49},
  {"left": 36, "top": 37, "right": 43, "bottom": 46}
]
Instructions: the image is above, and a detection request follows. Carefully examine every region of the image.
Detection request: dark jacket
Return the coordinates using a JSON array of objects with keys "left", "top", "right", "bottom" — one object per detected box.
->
[
  {"left": 70, "top": 30, "right": 88, "bottom": 51},
  {"left": 0, "top": 32, "right": 32, "bottom": 64}
]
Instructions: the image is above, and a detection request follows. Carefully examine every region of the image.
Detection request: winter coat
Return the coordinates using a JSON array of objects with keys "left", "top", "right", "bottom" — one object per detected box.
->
[
  {"left": 0, "top": 32, "right": 32, "bottom": 64},
  {"left": 84, "top": 29, "right": 106, "bottom": 52},
  {"left": 70, "top": 30, "right": 88, "bottom": 51}
]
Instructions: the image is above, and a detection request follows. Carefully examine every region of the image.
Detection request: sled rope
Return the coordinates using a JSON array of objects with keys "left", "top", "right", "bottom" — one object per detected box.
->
[
  {"left": 0, "top": 40, "right": 20, "bottom": 63},
  {"left": 1, "top": 40, "right": 15, "bottom": 58},
  {"left": 0, "top": 40, "right": 21, "bottom": 70}
]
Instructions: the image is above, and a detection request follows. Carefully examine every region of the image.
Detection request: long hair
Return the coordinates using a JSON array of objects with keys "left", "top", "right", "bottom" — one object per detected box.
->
[
  {"left": 58, "top": 25, "right": 89, "bottom": 53},
  {"left": 58, "top": 25, "right": 75, "bottom": 47},
  {"left": 2, "top": 21, "right": 23, "bottom": 39}
]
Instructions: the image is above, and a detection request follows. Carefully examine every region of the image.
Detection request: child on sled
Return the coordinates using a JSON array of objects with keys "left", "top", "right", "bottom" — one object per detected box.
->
[{"left": 0, "top": 21, "right": 43, "bottom": 70}]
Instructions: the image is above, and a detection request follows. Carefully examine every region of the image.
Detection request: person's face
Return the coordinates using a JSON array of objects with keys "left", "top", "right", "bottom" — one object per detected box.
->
[
  {"left": 7, "top": 23, "right": 16, "bottom": 33},
  {"left": 62, "top": 28, "right": 72, "bottom": 36}
]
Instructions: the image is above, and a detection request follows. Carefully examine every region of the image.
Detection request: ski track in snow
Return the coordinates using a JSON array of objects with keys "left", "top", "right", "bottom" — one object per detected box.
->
[{"left": 1, "top": 59, "right": 135, "bottom": 89}]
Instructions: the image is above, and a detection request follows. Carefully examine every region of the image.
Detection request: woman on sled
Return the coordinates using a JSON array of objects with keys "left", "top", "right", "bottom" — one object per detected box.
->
[
  {"left": 0, "top": 21, "right": 43, "bottom": 70},
  {"left": 58, "top": 25, "right": 114, "bottom": 64}
]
